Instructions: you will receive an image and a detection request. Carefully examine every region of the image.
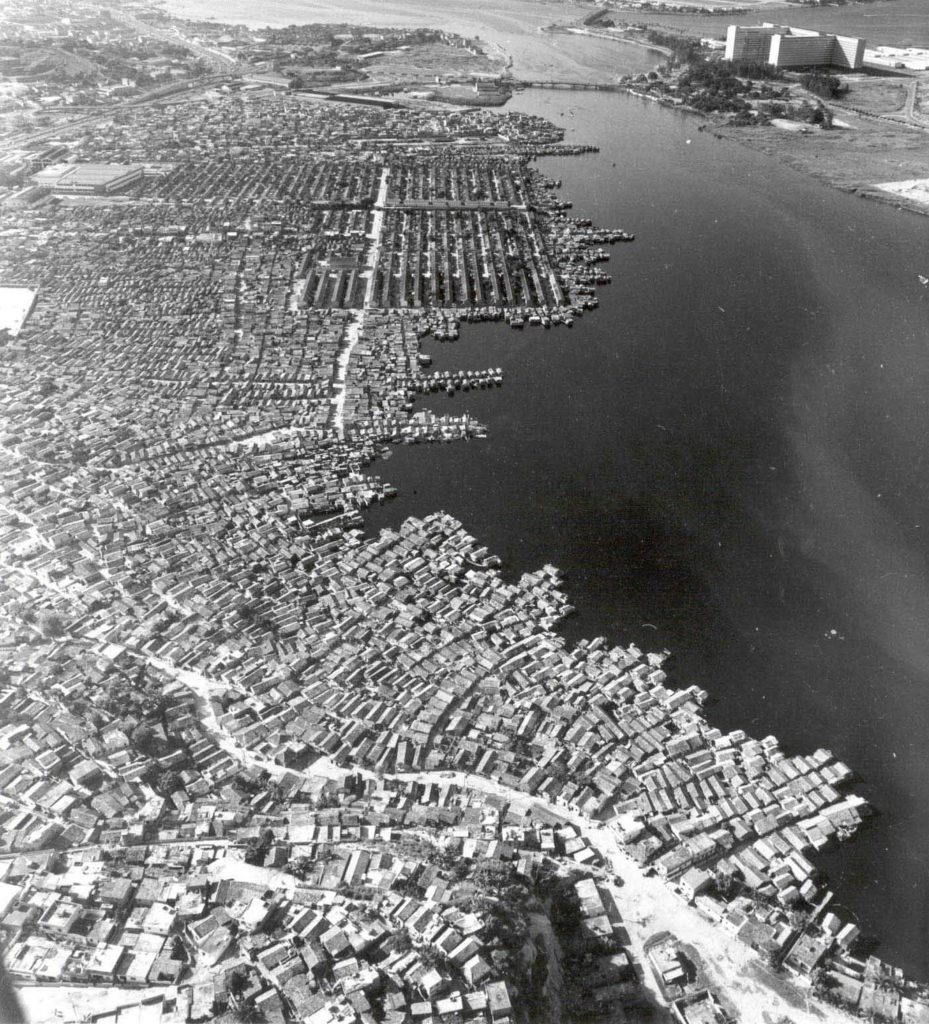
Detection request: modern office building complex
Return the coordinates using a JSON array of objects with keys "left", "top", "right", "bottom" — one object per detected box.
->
[{"left": 725, "top": 24, "right": 865, "bottom": 70}]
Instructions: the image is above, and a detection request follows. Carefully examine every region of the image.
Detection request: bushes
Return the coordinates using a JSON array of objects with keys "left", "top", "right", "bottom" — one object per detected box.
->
[
  {"left": 156, "top": 768, "right": 183, "bottom": 795},
  {"left": 637, "top": 26, "right": 704, "bottom": 64},
  {"left": 676, "top": 61, "right": 755, "bottom": 114},
  {"left": 801, "top": 71, "right": 846, "bottom": 100},
  {"left": 37, "top": 611, "right": 66, "bottom": 638},
  {"left": 730, "top": 59, "right": 784, "bottom": 80},
  {"left": 549, "top": 885, "right": 583, "bottom": 936}
]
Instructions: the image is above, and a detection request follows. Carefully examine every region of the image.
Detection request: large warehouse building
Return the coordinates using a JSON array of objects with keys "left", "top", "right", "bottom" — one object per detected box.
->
[
  {"left": 725, "top": 24, "right": 865, "bottom": 70},
  {"left": 31, "top": 162, "right": 144, "bottom": 195}
]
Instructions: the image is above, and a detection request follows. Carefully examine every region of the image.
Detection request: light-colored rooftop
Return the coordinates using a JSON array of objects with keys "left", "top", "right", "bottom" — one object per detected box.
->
[
  {"left": 33, "top": 162, "right": 143, "bottom": 189},
  {"left": 0, "top": 286, "right": 36, "bottom": 336}
]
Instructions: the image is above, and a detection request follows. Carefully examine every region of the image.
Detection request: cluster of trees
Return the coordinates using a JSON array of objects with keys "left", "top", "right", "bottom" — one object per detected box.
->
[
  {"left": 545, "top": 880, "right": 584, "bottom": 937},
  {"left": 463, "top": 862, "right": 547, "bottom": 1007},
  {"left": 13, "top": 37, "right": 195, "bottom": 88},
  {"left": 638, "top": 27, "right": 704, "bottom": 64},
  {"left": 729, "top": 59, "right": 784, "bottom": 80},
  {"left": 155, "top": 768, "right": 184, "bottom": 796},
  {"left": 676, "top": 62, "right": 754, "bottom": 114},
  {"left": 37, "top": 611, "right": 66, "bottom": 638},
  {"left": 428, "top": 847, "right": 473, "bottom": 882},
  {"left": 286, "top": 68, "right": 359, "bottom": 90},
  {"left": 92, "top": 665, "right": 176, "bottom": 721},
  {"left": 759, "top": 99, "right": 833, "bottom": 127},
  {"left": 801, "top": 71, "right": 846, "bottom": 100},
  {"left": 243, "top": 827, "right": 276, "bottom": 866}
]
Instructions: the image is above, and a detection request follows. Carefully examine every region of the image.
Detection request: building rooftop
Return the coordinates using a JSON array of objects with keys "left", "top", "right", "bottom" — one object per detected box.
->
[
  {"left": 0, "top": 286, "right": 36, "bottom": 337},
  {"left": 32, "top": 162, "right": 143, "bottom": 190}
]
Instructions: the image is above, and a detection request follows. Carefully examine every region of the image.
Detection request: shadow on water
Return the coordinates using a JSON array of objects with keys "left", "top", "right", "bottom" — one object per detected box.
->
[{"left": 365, "top": 90, "right": 929, "bottom": 977}]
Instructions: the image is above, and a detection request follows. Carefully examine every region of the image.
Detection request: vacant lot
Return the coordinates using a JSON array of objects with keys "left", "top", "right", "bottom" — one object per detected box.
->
[
  {"left": 842, "top": 75, "right": 907, "bottom": 113},
  {"left": 715, "top": 113, "right": 929, "bottom": 214},
  {"left": 363, "top": 41, "right": 504, "bottom": 86}
]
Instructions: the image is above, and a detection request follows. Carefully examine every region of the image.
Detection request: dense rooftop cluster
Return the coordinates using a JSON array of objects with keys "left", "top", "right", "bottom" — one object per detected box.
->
[
  {"left": 0, "top": 9, "right": 923, "bottom": 1023},
  {"left": 0, "top": 768, "right": 656, "bottom": 1024}
]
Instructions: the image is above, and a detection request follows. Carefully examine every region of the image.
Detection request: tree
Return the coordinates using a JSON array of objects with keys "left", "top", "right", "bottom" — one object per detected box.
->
[
  {"left": 812, "top": 967, "right": 839, "bottom": 995},
  {"left": 451, "top": 859, "right": 471, "bottom": 882},
  {"left": 473, "top": 862, "right": 513, "bottom": 895},
  {"left": 491, "top": 948, "right": 517, "bottom": 976},
  {"left": 801, "top": 71, "right": 845, "bottom": 100},
  {"left": 37, "top": 612, "right": 66, "bottom": 638},
  {"left": 289, "top": 855, "right": 315, "bottom": 880},
  {"left": 70, "top": 441, "right": 90, "bottom": 466},
  {"left": 549, "top": 886, "right": 583, "bottom": 935},
  {"left": 131, "top": 722, "right": 161, "bottom": 756},
  {"left": 419, "top": 945, "right": 449, "bottom": 970},
  {"left": 227, "top": 968, "right": 249, "bottom": 999},
  {"left": 788, "top": 907, "right": 811, "bottom": 930},
  {"left": 244, "top": 828, "right": 274, "bottom": 866},
  {"left": 156, "top": 769, "right": 183, "bottom": 795}
]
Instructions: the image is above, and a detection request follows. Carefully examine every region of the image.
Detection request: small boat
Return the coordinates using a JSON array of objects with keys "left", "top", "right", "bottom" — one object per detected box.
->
[{"left": 919, "top": 274, "right": 928, "bottom": 285}]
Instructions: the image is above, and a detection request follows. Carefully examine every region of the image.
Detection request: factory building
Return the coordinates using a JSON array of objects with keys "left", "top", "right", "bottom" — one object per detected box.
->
[
  {"left": 31, "top": 162, "right": 145, "bottom": 195},
  {"left": 725, "top": 24, "right": 865, "bottom": 70}
]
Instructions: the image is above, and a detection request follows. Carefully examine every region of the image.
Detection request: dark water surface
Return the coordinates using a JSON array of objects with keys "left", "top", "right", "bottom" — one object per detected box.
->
[{"left": 364, "top": 90, "right": 929, "bottom": 976}]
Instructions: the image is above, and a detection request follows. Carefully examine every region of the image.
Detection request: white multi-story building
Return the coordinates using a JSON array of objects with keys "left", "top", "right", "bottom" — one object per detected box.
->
[{"left": 725, "top": 24, "right": 865, "bottom": 70}]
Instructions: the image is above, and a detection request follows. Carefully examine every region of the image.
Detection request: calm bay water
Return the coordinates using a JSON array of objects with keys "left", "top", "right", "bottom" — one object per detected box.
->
[{"left": 365, "top": 90, "right": 929, "bottom": 976}]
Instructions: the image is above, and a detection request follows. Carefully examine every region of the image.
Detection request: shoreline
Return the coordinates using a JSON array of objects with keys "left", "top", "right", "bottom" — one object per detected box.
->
[
  {"left": 513, "top": 80, "right": 929, "bottom": 220},
  {"left": 644, "top": 98, "right": 929, "bottom": 219},
  {"left": 360, "top": 86, "right": 929, "bottom": 983},
  {"left": 8, "top": 0, "right": 929, "bottom": 1011},
  {"left": 158, "top": 0, "right": 929, "bottom": 222}
]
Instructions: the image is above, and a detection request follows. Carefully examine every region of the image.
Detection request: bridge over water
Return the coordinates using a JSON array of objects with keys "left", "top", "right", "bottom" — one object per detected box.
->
[{"left": 512, "top": 79, "right": 626, "bottom": 92}]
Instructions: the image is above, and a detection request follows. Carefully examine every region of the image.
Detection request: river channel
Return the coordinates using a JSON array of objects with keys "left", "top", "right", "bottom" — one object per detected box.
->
[{"left": 364, "top": 88, "right": 929, "bottom": 977}]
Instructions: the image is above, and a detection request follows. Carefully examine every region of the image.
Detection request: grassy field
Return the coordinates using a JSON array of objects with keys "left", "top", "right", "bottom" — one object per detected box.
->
[
  {"left": 714, "top": 112, "right": 929, "bottom": 209},
  {"left": 360, "top": 42, "right": 505, "bottom": 87},
  {"left": 842, "top": 75, "right": 908, "bottom": 113}
]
